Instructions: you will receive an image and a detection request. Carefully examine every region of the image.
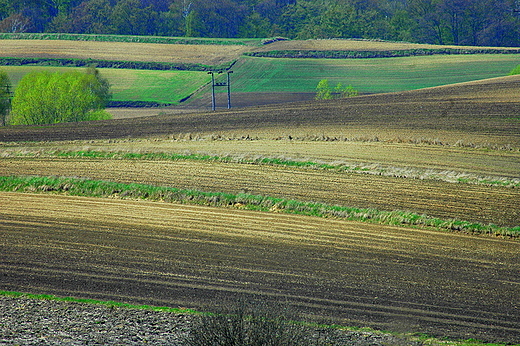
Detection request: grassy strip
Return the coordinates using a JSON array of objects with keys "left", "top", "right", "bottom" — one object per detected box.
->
[
  {"left": 0, "top": 290, "right": 514, "bottom": 346},
  {"left": 0, "top": 57, "right": 233, "bottom": 71},
  {"left": 50, "top": 150, "right": 520, "bottom": 188},
  {"left": 0, "top": 32, "right": 261, "bottom": 46},
  {"left": 245, "top": 48, "right": 520, "bottom": 59},
  {"left": 0, "top": 175, "right": 518, "bottom": 237},
  {"left": 55, "top": 150, "right": 334, "bottom": 168},
  {"left": 0, "top": 290, "right": 200, "bottom": 314}
]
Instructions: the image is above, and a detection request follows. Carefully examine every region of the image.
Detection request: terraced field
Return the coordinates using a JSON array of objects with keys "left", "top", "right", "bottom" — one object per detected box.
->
[{"left": 1, "top": 38, "right": 520, "bottom": 344}]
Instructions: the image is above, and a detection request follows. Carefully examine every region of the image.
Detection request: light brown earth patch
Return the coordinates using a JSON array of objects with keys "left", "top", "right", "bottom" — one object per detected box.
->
[
  {"left": 0, "top": 39, "right": 250, "bottom": 65},
  {"left": 253, "top": 39, "right": 520, "bottom": 52}
]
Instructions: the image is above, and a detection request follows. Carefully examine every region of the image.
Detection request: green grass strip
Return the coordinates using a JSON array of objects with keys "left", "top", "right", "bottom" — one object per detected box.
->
[
  {"left": 0, "top": 290, "right": 200, "bottom": 314},
  {"left": 0, "top": 175, "right": 518, "bottom": 238},
  {"left": 0, "top": 56, "right": 233, "bottom": 71}
]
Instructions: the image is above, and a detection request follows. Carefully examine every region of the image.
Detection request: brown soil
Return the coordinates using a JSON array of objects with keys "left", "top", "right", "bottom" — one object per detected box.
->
[
  {"left": 1, "top": 72, "right": 519, "bottom": 344},
  {"left": 1, "top": 75, "right": 520, "bottom": 147},
  {"left": 2, "top": 192, "right": 519, "bottom": 343},
  {"left": 0, "top": 158, "right": 518, "bottom": 228},
  {"left": 253, "top": 39, "right": 520, "bottom": 52}
]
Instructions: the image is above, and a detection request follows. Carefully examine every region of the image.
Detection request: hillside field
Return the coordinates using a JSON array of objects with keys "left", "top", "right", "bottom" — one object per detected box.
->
[
  {"left": 1, "top": 37, "right": 519, "bottom": 106},
  {"left": 1, "top": 37, "right": 519, "bottom": 344},
  {"left": 1, "top": 66, "right": 211, "bottom": 105}
]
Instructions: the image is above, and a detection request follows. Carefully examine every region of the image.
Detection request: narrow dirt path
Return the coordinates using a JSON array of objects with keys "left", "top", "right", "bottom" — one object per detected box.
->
[{"left": 1, "top": 192, "right": 519, "bottom": 343}]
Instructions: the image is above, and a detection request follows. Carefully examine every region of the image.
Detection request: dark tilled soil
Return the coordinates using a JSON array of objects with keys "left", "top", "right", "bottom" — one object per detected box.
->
[
  {"left": 1, "top": 76, "right": 519, "bottom": 144},
  {"left": 2, "top": 193, "right": 519, "bottom": 344},
  {"left": 0, "top": 296, "right": 423, "bottom": 346}
]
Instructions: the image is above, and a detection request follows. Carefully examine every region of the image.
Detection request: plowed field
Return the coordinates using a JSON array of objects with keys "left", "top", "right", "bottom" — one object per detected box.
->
[
  {"left": 2, "top": 75, "right": 519, "bottom": 147},
  {"left": 1, "top": 192, "right": 519, "bottom": 343},
  {"left": 0, "top": 158, "right": 518, "bottom": 227}
]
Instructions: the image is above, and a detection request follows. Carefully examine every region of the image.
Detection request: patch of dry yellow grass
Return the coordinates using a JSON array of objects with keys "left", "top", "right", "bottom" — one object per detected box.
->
[{"left": 0, "top": 39, "right": 250, "bottom": 65}]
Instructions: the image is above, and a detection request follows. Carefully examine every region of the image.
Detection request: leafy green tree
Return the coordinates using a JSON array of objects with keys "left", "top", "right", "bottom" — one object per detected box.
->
[
  {"left": 109, "top": 0, "right": 159, "bottom": 35},
  {"left": 335, "top": 82, "right": 358, "bottom": 98},
  {"left": 239, "top": 11, "right": 272, "bottom": 38},
  {"left": 315, "top": 79, "right": 332, "bottom": 100},
  {"left": 10, "top": 68, "right": 111, "bottom": 125},
  {"left": 316, "top": 79, "right": 358, "bottom": 100},
  {"left": 509, "top": 65, "right": 520, "bottom": 75},
  {"left": 0, "top": 69, "right": 12, "bottom": 126}
]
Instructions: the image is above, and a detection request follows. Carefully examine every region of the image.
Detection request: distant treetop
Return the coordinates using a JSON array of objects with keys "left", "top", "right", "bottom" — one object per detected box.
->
[{"left": 0, "top": 0, "right": 519, "bottom": 47}]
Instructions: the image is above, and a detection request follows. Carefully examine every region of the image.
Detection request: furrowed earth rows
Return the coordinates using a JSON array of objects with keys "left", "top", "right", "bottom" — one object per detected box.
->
[
  {"left": 1, "top": 193, "right": 519, "bottom": 343},
  {"left": 0, "top": 158, "right": 518, "bottom": 227}
]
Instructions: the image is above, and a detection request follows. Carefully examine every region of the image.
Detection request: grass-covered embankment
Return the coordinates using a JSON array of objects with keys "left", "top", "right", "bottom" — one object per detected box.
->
[
  {"left": 1, "top": 175, "right": 518, "bottom": 237},
  {"left": 39, "top": 149, "right": 520, "bottom": 188},
  {"left": 245, "top": 48, "right": 520, "bottom": 59},
  {"left": 0, "top": 57, "right": 234, "bottom": 71}
]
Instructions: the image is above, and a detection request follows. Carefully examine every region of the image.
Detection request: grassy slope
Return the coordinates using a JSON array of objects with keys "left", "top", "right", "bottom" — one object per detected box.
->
[
  {"left": 2, "top": 66, "right": 211, "bottom": 104},
  {"left": 5, "top": 54, "right": 514, "bottom": 103},
  {"left": 228, "top": 55, "right": 519, "bottom": 94},
  {"left": 1, "top": 37, "right": 519, "bottom": 102}
]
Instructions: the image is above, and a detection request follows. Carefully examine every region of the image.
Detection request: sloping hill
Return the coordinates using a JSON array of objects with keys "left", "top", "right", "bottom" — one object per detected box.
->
[
  {"left": 0, "top": 39, "right": 251, "bottom": 66},
  {"left": 2, "top": 75, "right": 519, "bottom": 147}
]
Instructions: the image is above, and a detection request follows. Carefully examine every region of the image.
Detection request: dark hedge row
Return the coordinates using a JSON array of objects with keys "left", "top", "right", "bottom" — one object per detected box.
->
[
  {"left": 246, "top": 48, "right": 520, "bottom": 59},
  {"left": 0, "top": 57, "right": 232, "bottom": 71},
  {"left": 0, "top": 33, "right": 255, "bottom": 46},
  {"left": 108, "top": 101, "right": 173, "bottom": 108}
]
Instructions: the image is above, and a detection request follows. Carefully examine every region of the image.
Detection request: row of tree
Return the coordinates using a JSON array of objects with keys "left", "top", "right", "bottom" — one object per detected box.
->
[
  {"left": 0, "top": 67, "right": 112, "bottom": 125},
  {"left": 1, "top": 0, "right": 519, "bottom": 46}
]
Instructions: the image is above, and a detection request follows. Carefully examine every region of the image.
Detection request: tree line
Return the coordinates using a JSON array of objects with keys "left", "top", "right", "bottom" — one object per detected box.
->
[{"left": 1, "top": 0, "right": 519, "bottom": 47}]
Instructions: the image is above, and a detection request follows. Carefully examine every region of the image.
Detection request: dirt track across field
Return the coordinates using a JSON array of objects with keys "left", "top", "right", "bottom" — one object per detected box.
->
[{"left": 1, "top": 192, "right": 519, "bottom": 343}]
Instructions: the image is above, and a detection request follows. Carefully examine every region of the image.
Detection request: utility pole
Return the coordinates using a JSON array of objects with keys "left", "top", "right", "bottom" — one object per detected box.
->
[
  {"left": 207, "top": 70, "right": 233, "bottom": 111},
  {"left": 208, "top": 71, "right": 216, "bottom": 111},
  {"left": 1, "top": 81, "right": 12, "bottom": 126},
  {"left": 227, "top": 71, "right": 233, "bottom": 109}
]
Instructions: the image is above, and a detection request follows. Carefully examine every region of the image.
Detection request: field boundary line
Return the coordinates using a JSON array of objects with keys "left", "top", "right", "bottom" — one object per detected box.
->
[
  {"left": 4, "top": 149, "right": 518, "bottom": 188},
  {"left": 1, "top": 175, "right": 518, "bottom": 238}
]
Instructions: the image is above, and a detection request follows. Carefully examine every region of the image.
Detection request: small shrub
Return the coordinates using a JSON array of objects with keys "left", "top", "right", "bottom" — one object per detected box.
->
[
  {"left": 184, "top": 301, "right": 320, "bottom": 346},
  {"left": 315, "top": 79, "right": 358, "bottom": 100},
  {"left": 509, "top": 64, "right": 520, "bottom": 75}
]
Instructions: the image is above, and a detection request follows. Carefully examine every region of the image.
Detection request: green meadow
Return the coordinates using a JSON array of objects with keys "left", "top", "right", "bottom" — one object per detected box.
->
[
  {"left": 2, "top": 66, "right": 211, "bottom": 105},
  {"left": 227, "top": 54, "right": 520, "bottom": 93},
  {"left": 2, "top": 53, "right": 518, "bottom": 103}
]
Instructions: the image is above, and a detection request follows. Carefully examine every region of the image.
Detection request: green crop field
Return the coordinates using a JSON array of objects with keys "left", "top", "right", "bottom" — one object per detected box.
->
[
  {"left": 2, "top": 66, "right": 211, "bottom": 104},
  {"left": 227, "top": 55, "right": 520, "bottom": 94}
]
